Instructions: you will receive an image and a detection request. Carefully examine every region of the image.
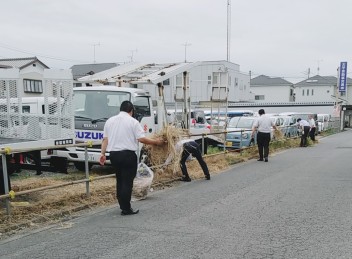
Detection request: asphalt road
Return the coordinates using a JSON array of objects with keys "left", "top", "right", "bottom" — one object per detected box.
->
[{"left": 1, "top": 130, "right": 352, "bottom": 259}]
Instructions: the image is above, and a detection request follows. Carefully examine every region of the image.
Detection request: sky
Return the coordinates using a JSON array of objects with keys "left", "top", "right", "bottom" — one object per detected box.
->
[{"left": 1, "top": 0, "right": 352, "bottom": 83}]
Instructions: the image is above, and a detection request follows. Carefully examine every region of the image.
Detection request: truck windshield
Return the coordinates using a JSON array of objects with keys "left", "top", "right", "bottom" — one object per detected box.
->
[{"left": 74, "top": 90, "right": 131, "bottom": 121}]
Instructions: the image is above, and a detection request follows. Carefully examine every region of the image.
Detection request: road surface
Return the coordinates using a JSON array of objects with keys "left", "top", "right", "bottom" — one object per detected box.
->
[{"left": 1, "top": 130, "right": 352, "bottom": 258}]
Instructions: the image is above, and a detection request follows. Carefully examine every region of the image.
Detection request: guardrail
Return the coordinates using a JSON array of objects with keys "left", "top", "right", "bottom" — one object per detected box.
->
[{"left": 0, "top": 141, "right": 100, "bottom": 216}]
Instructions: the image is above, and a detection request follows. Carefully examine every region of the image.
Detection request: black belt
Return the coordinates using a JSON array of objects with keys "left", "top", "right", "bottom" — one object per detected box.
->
[{"left": 110, "top": 150, "right": 135, "bottom": 153}]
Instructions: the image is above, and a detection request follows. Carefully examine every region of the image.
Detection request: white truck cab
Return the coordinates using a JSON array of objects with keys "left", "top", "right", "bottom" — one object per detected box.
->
[{"left": 57, "top": 86, "right": 155, "bottom": 171}]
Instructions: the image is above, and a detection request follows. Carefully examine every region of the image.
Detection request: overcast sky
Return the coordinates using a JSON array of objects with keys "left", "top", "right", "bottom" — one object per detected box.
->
[{"left": 1, "top": 0, "right": 351, "bottom": 82}]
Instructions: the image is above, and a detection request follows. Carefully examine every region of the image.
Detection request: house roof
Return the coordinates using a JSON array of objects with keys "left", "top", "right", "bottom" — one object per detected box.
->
[
  {"left": 71, "top": 63, "right": 119, "bottom": 80},
  {"left": 294, "top": 75, "right": 339, "bottom": 86},
  {"left": 0, "top": 64, "right": 12, "bottom": 69},
  {"left": 0, "top": 57, "right": 49, "bottom": 69},
  {"left": 251, "top": 75, "right": 292, "bottom": 86}
]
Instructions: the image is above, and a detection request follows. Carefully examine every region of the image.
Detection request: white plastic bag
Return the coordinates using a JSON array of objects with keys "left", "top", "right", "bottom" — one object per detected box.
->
[{"left": 133, "top": 162, "right": 154, "bottom": 200}]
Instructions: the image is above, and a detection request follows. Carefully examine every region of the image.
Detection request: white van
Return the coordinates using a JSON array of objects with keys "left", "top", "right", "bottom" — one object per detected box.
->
[{"left": 317, "top": 114, "right": 331, "bottom": 133}]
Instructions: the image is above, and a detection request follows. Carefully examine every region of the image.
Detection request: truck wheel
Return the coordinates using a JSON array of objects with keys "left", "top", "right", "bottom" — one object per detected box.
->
[
  {"left": 139, "top": 147, "right": 152, "bottom": 167},
  {"left": 74, "top": 162, "right": 93, "bottom": 172},
  {"left": 50, "top": 156, "right": 68, "bottom": 173}
]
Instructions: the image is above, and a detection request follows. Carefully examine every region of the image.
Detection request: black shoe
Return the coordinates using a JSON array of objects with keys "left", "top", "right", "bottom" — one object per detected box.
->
[
  {"left": 257, "top": 158, "right": 264, "bottom": 161},
  {"left": 180, "top": 176, "right": 191, "bottom": 182},
  {"left": 121, "top": 208, "right": 139, "bottom": 216},
  {"left": 205, "top": 174, "right": 211, "bottom": 180},
  {"left": 264, "top": 158, "right": 268, "bottom": 162}
]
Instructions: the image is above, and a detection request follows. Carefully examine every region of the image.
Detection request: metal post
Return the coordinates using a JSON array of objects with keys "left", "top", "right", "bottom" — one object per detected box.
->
[
  {"left": 84, "top": 146, "right": 90, "bottom": 197},
  {"left": 2, "top": 154, "right": 11, "bottom": 215},
  {"left": 240, "top": 129, "right": 243, "bottom": 155},
  {"left": 183, "top": 71, "right": 189, "bottom": 130},
  {"left": 201, "top": 134, "right": 205, "bottom": 155},
  {"left": 223, "top": 130, "right": 227, "bottom": 152}
]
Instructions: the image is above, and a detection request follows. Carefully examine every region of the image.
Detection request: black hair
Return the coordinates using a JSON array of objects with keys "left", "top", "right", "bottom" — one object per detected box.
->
[
  {"left": 297, "top": 118, "right": 301, "bottom": 122},
  {"left": 258, "top": 109, "right": 265, "bottom": 115},
  {"left": 120, "top": 100, "right": 135, "bottom": 113}
]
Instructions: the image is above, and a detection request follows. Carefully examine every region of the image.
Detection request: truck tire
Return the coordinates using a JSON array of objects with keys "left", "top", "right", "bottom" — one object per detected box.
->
[{"left": 73, "top": 161, "right": 93, "bottom": 172}]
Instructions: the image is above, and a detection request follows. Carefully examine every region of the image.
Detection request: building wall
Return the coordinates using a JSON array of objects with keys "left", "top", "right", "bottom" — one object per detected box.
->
[
  {"left": 251, "top": 85, "right": 291, "bottom": 102},
  {"left": 20, "top": 62, "right": 47, "bottom": 97},
  {"left": 142, "top": 61, "right": 250, "bottom": 104},
  {"left": 294, "top": 85, "right": 335, "bottom": 102}
]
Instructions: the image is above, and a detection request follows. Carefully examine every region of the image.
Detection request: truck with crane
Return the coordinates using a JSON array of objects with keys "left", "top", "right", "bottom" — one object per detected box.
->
[{"left": 56, "top": 84, "right": 223, "bottom": 171}]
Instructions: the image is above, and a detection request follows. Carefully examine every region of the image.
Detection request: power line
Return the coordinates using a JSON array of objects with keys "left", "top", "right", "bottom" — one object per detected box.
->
[{"left": 0, "top": 42, "right": 89, "bottom": 63}]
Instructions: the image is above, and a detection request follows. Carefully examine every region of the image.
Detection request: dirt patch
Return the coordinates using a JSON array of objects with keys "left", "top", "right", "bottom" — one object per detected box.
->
[{"left": 0, "top": 138, "right": 302, "bottom": 239}]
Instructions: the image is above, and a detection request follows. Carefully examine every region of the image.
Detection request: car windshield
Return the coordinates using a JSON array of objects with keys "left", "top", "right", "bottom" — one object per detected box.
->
[{"left": 228, "top": 117, "right": 255, "bottom": 128}]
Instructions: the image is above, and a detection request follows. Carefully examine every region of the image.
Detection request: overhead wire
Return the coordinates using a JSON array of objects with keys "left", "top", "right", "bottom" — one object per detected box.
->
[{"left": 0, "top": 42, "right": 89, "bottom": 63}]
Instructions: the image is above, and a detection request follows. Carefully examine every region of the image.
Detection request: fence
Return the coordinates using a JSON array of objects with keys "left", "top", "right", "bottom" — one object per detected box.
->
[{"left": 0, "top": 122, "right": 343, "bottom": 216}]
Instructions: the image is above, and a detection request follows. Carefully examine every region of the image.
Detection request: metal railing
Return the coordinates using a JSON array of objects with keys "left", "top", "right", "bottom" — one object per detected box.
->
[{"left": 0, "top": 121, "right": 343, "bottom": 216}]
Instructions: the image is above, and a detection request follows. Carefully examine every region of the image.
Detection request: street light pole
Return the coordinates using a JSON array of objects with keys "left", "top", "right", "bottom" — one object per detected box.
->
[
  {"left": 227, "top": 0, "right": 231, "bottom": 62},
  {"left": 92, "top": 43, "right": 100, "bottom": 63}
]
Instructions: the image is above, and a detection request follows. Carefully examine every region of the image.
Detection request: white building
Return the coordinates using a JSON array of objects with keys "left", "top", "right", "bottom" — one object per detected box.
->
[
  {"left": 0, "top": 57, "right": 73, "bottom": 98},
  {"left": 250, "top": 75, "right": 294, "bottom": 102},
  {"left": 293, "top": 75, "right": 352, "bottom": 103},
  {"left": 77, "top": 60, "right": 251, "bottom": 104}
]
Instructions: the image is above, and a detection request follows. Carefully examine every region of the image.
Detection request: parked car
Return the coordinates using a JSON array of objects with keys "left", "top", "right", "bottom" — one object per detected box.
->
[
  {"left": 279, "top": 112, "right": 318, "bottom": 135},
  {"left": 220, "top": 116, "right": 257, "bottom": 149},
  {"left": 317, "top": 113, "right": 331, "bottom": 133},
  {"left": 204, "top": 109, "right": 254, "bottom": 127},
  {"left": 270, "top": 115, "right": 285, "bottom": 139},
  {"left": 270, "top": 115, "right": 298, "bottom": 138}
]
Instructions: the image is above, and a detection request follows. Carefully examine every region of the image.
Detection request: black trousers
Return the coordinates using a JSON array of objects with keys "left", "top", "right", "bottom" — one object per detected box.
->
[
  {"left": 256, "top": 132, "right": 271, "bottom": 159},
  {"left": 301, "top": 126, "right": 311, "bottom": 147},
  {"left": 180, "top": 141, "right": 209, "bottom": 178},
  {"left": 109, "top": 150, "right": 137, "bottom": 211},
  {"left": 309, "top": 127, "right": 316, "bottom": 141}
]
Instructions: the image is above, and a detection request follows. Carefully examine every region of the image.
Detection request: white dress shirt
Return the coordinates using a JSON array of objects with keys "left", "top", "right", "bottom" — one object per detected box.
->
[{"left": 103, "top": 111, "right": 145, "bottom": 152}]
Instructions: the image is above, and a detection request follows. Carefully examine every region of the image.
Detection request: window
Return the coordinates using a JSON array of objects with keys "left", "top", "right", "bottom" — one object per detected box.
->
[
  {"left": 212, "top": 74, "right": 218, "bottom": 84},
  {"left": 307, "top": 89, "right": 309, "bottom": 96},
  {"left": 22, "top": 106, "right": 30, "bottom": 113},
  {"left": 163, "top": 79, "right": 170, "bottom": 86},
  {"left": 74, "top": 90, "right": 131, "bottom": 120},
  {"left": 207, "top": 76, "right": 211, "bottom": 85},
  {"left": 23, "top": 79, "right": 43, "bottom": 93},
  {"left": 134, "top": 96, "right": 151, "bottom": 122},
  {"left": 255, "top": 95, "right": 265, "bottom": 100},
  {"left": 302, "top": 89, "right": 305, "bottom": 96},
  {"left": 312, "top": 89, "right": 314, "bottom": 95}
]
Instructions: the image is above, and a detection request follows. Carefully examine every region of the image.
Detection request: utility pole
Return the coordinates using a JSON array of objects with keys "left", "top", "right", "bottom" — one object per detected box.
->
[
  {"left": 129, "top": 49, "right": 138, "bottom": 62},
  {"left": 182, "top": 42, "right": 191, "bottom": 63},
  {"left": 227, "top": 0, "right": 231, "bottom": 62},
  {"left": 91, "top": 43, "right": 100, "bottom": 63},
  {"left": 316, "top": 59, "right": 323, "bottom": 75}
]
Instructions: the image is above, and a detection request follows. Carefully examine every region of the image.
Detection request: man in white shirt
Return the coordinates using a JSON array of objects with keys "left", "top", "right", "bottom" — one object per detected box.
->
[
  {"left": 297, "top": 118, "right": 310, "bottom": 147},
  {"left": 164, "top": 138, "right": 210, "bottom": 182},
  {"left": 251, "top": 109, "right": 276, "bottom": 162},
  {"left": 308, "top": 115, "right": 316, "bottom": 141},
  {"left": 99, "top": 101, "right": 164, "bottom": 216}
]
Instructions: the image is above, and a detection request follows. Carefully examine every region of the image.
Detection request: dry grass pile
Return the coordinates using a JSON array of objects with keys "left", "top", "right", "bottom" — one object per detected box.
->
[
  {"left": 0, "top": 174, "right": 117, "bottom": 235},
  {"left": 144, "top": 126, "right": 186, "bottom": 175},
  {"left": 273, "top": 129, "right": 284, "bottom": 140}
]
